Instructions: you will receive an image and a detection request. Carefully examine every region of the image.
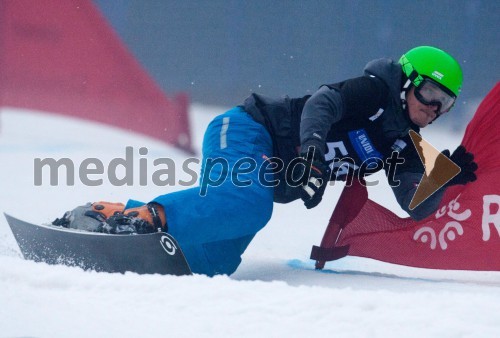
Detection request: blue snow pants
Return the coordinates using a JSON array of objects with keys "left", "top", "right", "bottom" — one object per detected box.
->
[{"left": 126, "top": 107, "right": 274, "bottom": 276}]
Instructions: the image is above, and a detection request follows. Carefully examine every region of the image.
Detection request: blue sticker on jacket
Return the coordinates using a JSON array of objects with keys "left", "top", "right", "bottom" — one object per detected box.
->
[{"left": 348, "top": 129, "right": 383, "bottom": 167}]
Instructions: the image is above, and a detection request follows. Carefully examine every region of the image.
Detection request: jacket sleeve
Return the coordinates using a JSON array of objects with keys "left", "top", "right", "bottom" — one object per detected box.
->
[
  {"left": 299, "top": 85, "right": 343, "bottom": 157},
  {"left": 390, "top": 171, "right": 446, "bottom": 221},
  {"left": 300, "top": 76, "right": 389, "bottom": 159},
  {"left": 388, "top": 137, "right": 446, "bottom": 221}
]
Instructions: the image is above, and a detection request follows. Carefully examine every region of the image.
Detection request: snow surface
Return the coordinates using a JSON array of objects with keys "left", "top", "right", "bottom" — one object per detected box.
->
[{"left": 1, "top": 106, "right": 499, "bottom": 338}]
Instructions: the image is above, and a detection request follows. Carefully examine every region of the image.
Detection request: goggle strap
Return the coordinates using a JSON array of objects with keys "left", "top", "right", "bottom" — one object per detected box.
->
[
  {"left": 400, "top": 88, "right": 407, "bottom": 111},
  {"left": 403, "top": 79, "right": 412, "bottom": 90}
]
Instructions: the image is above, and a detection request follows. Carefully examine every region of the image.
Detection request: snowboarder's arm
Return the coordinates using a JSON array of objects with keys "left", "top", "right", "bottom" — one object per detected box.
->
[
  {"left": 299, "top": 85, "right": 344, "bottom": 157},
  {"left": 386, "top": 137, "right": 443, "bottom": 221},
  {"left": 390, "top": 171, "right": 446, "bottom": 221},
  {"left": 389, "top": 145, "right": 478, "bottom": 221},
  {"left": 300, "top": 76, "right": 389, "bottom": 158}
]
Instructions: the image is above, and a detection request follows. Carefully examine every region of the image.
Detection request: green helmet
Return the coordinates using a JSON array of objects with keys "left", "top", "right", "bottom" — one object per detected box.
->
[{"left": 399, "top": 46, "right": 463, "bottom": 97}]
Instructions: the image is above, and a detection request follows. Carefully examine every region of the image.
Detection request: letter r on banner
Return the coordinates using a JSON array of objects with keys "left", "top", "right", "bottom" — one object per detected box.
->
[{"left": 482, "top": 195, "right": 500, "bottom": 241}]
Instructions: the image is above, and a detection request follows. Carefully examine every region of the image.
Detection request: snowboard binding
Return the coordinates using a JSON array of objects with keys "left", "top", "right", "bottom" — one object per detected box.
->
[{"left": 52, "top": 202, "right": 163, "bottom": 234}]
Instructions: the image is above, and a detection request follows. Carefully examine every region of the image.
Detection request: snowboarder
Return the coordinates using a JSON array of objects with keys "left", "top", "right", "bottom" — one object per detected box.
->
[{"left": 55, "top": 46, "right": 477, "bottom": 276}]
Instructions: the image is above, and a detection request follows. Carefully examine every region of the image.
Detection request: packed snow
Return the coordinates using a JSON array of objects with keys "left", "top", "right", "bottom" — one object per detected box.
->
[{"left": 1, "top": 105, "right": 499, "bottom": 337}]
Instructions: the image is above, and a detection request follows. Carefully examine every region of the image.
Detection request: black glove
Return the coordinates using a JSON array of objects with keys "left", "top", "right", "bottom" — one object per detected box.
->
[
  {"left": 442, "top": 145, "right": 478, "bottom": 187},
  {"left": 292, "top": 148, "right": 331, "bottom": 209}
]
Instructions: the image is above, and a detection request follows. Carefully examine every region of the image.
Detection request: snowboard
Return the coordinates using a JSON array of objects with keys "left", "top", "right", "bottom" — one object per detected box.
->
[{"left": 4, "top": 213, "right": 192, "bottom": 276}]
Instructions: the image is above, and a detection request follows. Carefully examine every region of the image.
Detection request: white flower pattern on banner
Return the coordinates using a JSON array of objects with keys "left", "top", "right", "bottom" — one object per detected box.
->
[
  {"left": 414, "top": 227, "right": 438, "bottom": 249},
  {"left": 413, "top": 194, "right": 471, "bottom": 250}
]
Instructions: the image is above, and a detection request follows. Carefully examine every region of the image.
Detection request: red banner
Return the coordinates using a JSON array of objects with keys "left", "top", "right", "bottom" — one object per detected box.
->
[
  {"left": 0, "top": 0, "right": 192, "bottom": 152},
  {"left": 312, "top": 82, "right": 500, "bottom": 271}
]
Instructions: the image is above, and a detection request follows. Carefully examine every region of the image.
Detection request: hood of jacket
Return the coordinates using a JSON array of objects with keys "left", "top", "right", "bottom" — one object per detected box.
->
[{"left": 363, "top": 58, "right": 418, "bottom": 137}]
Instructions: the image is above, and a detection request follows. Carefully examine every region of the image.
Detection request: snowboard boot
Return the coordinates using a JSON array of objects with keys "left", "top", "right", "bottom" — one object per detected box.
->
[{"left": 91, "top": 201, "right": 125, "bottom": 218}]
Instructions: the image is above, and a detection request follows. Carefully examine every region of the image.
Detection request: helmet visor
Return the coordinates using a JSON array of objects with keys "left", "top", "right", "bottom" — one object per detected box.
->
[{"left": 414, "top": 79, "right": 456, "bottom": 114}]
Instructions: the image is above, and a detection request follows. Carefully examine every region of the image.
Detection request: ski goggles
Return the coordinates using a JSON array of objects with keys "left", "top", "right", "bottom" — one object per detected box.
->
[{"left": 414, "top": 79, "right": 456, "bottom": 114}]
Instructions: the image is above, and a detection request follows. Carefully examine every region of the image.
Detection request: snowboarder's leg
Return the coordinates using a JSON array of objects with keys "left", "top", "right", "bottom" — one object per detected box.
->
[{"left": 149, "top": 106, "right": 274, "bottom": 275}]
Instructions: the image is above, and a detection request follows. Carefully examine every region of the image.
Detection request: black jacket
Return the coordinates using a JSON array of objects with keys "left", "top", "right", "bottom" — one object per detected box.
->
[{"left": 244, "top": 58, "right": 444, "bottom": 221}]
